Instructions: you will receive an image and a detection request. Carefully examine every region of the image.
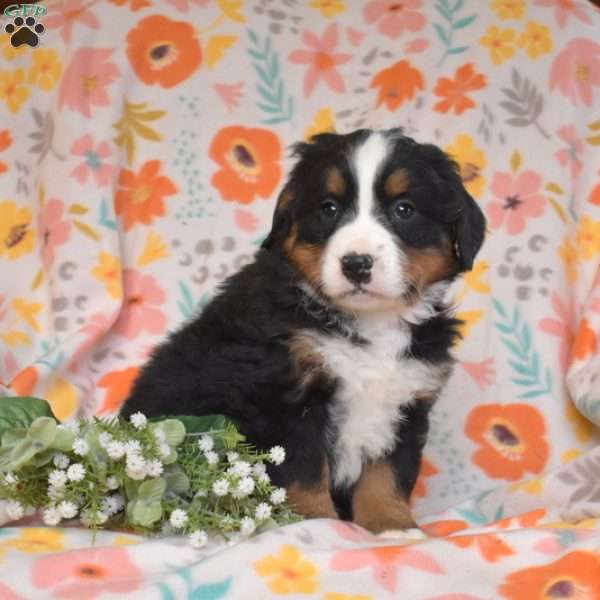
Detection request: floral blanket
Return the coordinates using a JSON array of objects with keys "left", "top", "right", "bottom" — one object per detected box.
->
[{"left": 1, "top": 0, "right": 600, "bottom": 597}]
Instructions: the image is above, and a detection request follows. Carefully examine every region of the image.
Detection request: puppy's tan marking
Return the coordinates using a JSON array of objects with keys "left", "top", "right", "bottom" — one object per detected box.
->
[
  {"left": 384, "top": 168, "right": 410, "bottom": 198},
  {"left": 287, "top": 459, "right": 338, "bottom": 519},
  {"left": 325, "top": 166, "right": 346, "bottom": 197},
  {"left": 284, "top": 224, "right": 324, "bottom": 288},
  {"left": 288, "top": 331, "right": 327, "bottom": 387},
  {"left": 352, "top": 460, "right": 417, "bottom": 534},
  {"left": 405, "top": 245, "right": 455, "bottom": 290}
]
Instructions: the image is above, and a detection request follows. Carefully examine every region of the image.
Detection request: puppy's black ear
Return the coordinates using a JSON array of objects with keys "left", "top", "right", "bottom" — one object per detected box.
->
[
  {"left": 454, "top": 188, "right": 486, "bottom": 271},
  {"left": 261, "top": 184, "right": 294, "bottom": 250}
]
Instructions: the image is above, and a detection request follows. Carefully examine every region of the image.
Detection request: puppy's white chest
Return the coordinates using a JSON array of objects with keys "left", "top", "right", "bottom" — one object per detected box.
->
[{"left": 309, "top": 320, "right": 443, "bottom": 487}]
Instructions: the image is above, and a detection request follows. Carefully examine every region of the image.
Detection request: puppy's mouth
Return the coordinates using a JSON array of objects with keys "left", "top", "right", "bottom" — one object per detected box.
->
[{"left": 339, "top": 286, "right": 387, "bottom": 299}]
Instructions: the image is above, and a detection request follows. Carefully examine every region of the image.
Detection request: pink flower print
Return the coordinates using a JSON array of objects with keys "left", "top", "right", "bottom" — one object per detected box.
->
[
  {"left": 44, "top": 0, "right": 100, "bottom": 44},
  {"left": 213, "top": 82, "right": 244, "bottom": 111},
  {"left": 461, "top": 358, "right": 495, "bottom": 390},
  {"left": 534, "top": 0, "right": 593, "bottom": 28},
  {"left": 58, "top": 48, "right": 120, "bottom": 118},
  {"left": 114, "top": 269, "right": 167, "bottom": 339},
  {"left": 554, "top": 125, "right": 584, "bottom": 179},
  {"left": 330, "top": 520, "right": 376, "bottom": 543},
  {"left": 550, "top": 38, "right": 600, "bottom": 107},
  {"left": 32, "top": 546, "right": 142, "bottom": 598},
  {"left": 39, "top": 199, "right": 71, "bottom": 269},
  {"left": 539, "top": 292, "right": 574, "bottom": 372},
  {"left": 166, "top": 0, "right": 210, "bottom": 11},
  {"left": 288, "top": 24, "right": 352, "bottom": 97},
  {"left": 487, "top": 170, "right": 546, "bottom": 235},
  {"left": 331, "top": 545, "right": 443, "bottom": 593},
  {"left": 234, "top": 208, "right": 259, "bottom": 232},
  {"left": 70, "top": 134, "right": 113, "bottom": 187},
  {"left": 363, "top": 0, "right": 425, "bottom": 40}
]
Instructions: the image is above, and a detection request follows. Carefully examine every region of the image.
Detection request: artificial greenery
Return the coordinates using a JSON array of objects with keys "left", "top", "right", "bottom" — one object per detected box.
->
[{"left": 0, "top": 397, "right": 298, "bottom": 547}]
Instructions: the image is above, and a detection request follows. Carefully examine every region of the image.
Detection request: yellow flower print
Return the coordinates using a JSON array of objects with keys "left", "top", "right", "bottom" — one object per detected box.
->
[
  {"left": 92, "top": 251, "right": 123, "bottom": 300},
  {"left": 46, "top": 377, "right": 78, "bottom": 421},
  {"left": 576, "top": 216, "right": 600, "bottom": 260},
  {"left": 137, "top": 231, "right": 169, "bottom": 266},
  {"left": 12, "top": 298, "right": 42, "bottom": 332},
  {"left": 480, "top": 26, "right": 517, "bottom": 65},
  {"left": 565, "top": 399, "right": 595, "bottom": 443},
  {"left": 254, "top": 544, "right": 319, "bottom": 595},
  {"left": 304, "top": 107, "right": 336, "bottom": 140},
  {"left": 0, "top": 200, "right": 35, "bottom": 259},
  {"left": 445, "top": 134, "right": 488, "bottom": 198},
  {"left": 463, "top": 260, "right": 491, "bottom": 294},
  {"left": 0, "top": 69, "right": 30, "bottom": 113},
  {"left": 490, "top": 0, "right": 526, "bottom": 20},
  {"left": 6, "top": 528, "right": 65, "bottom": 554},
  {"left": 518, "top": 21, "right": 553, "bottom": 59},
  {"left": 217, "top": 0, "right": 245, "bottom": 23},
  {"left": 28, "top": 49, "right": 63, "bottom": 91},
  {"left": 0, "top": 33, "right": 28, "bottom": 61},
  {"left": 455, "top": 310, "right": 484, "bottom": 344},
  {"left": 558, "top": 237, "right": 577, "bottom": 282},
  {"left": 310, "top": 0, "right": 346, "bottom": 18}
]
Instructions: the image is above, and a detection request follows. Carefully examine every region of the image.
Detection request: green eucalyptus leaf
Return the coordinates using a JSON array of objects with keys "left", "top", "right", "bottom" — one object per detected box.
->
[
  {"left": 2, "top": 428, "right": 27, "bottom": 447},
  {"left": 51, "top": 427, "right": 76, "bottom": 452},
  {"left": 131, "top": 477, "right": 166, "bottom": 526},
  {"left": 27, "top": 417, "right": 57, "bottom": 447},
  {"left": 124, "top": 478, "right": 140, "bottom": 501},
  {"left": 163, "top": 466, "right": 190, "bottom": 495},
  {"left": 0, "top": 397, "right": 54, "bottom": 440},
  {"left": 174, "top": 414, "right": 237, "bottom": 434},
  {"left": 161, "top": 447, "right": 178, "bottom": 465},
  {"left": 0, "top": 447, "right": 13, "bottom": 470},
  {"left": 154, "top": 420, "right": 185, "bottom": 446},
  {"left": 10, "top": 439, "right": 39, "bottom": 469},
  {"left": 33, "top": 449, "right": 55, "bottom": 467}
]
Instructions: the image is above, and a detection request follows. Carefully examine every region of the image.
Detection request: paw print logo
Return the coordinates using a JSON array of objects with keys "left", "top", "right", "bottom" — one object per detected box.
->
[{"left": 5, "top": 16, "right": 45, "bottom": 48}]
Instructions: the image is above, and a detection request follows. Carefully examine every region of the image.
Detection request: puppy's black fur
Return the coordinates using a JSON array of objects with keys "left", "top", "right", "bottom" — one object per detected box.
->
[{"left": 122, "top": 128, "right": 486, "bottom": 530}]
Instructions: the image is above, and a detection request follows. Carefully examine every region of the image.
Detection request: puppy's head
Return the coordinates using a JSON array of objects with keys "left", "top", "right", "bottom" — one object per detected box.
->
[{"left": 263, "top": 129, "right": 486, "bottom": 315}]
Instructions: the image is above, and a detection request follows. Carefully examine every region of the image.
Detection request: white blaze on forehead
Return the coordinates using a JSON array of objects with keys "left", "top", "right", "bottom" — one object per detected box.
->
[{"left": 352, "top": 132, "right": 389, "bottom": 219}]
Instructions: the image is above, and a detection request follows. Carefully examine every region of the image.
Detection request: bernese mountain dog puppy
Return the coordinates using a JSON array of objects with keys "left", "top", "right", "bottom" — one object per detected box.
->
[{"left": 122, "top": 128, "right": 486, "bottom": 536}]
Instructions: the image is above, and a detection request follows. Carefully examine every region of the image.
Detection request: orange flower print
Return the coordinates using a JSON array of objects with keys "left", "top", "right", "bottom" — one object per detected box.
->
[
  {"left": 500, "top": 551, "right": 600, "bottom": 600},
  {"left": 449, "top": 533, "right": 515, "bottom": 562},
  {"left": 589, "top": 180, "right": 600, "bottom": 205},
  {"left": 115, "top": 160, "right": 177, "bottom": 231},
  {"left": 370, "top": 59, "right": 424, "bottom": 111},
  {"left": 97, "top": 366, "right": 140, "bottom": 414},
  {"left": 0, "top": 129, "right": 12, "bottom": 174},
  {"left": 210, "top": 126, "right": 282, "bottom": 204},
  {"left": 433, "top": 63, "right": 487, "bottom": 115},
  {"left": 412, "top": 457, "right": 439, "bottom": 499},
  {"left": 421, "top": 519, "right": 468, "bottom": 538},
  {"left": 465, "top": 403, "right": 549, "bottom": 481},
  {"left": 126, "top": 15, "right": 202, "bottom": 88},
  {"left": 10, "top": 365, "right": 38, "bottom": 396},
  {"left": 571, "top": 318, "right": 598, "bottom": 362}
]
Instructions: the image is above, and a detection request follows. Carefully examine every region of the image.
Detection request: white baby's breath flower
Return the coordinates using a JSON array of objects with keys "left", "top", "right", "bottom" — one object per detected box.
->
[
  {"left": 240, "top": 516, "right": 256, "bottom": 535},
  {"left": 126, "top": 465, "right": 147, "bottom": 480},
  {"left": 212, "top": 479, "right": 230, "bottom": 497},
  {"left": 48, "top": 469, "right": 68, "bottom": 488},
  {"left": 146, "top": 459, "right": 164, "bottom": 477},
  {"left": 269, "top": 446, "right": 285, "bottom": 465},
  {"left": 270, "top": 488, "right": 286, "bottom": 505},
  {"left": 252, "top": 463, "right": 266, "bottom": 478},
  {"left": 198, "top": 435, "right": 214, "bottom": 452},
  {"left": 205, "top": 451, "right": 219, "bottom": 465},
  {"left": 47, "top": 485, "right": 64, "bottom": 501},
  {"left": 42, "top": 507, "right": 62, "bottom": 526},
  {"left": 126, "top": 453, "right": 146, "bottom": 470},
  {"left": 57, "top": 501, "right": 78, "bottom": 519},
  {"left": 189, "top": 529, "right": 208, "bottom": 548},
  {"left": 229, "top": 461, "right": 251, "bottom": 478},
  {"left": 101, "top": 494, "right": 124, "bottom": 516},
  {"left": 98, "top": 432, "right": 113, "bottom": 448},
  {"left": 67, "top": 463, "right": 86, "bottom": 482},
  {"left": 107, "top": 441, "right": 126, "bottom": 460},
  {"left": 169, "top": 509, "right": 188, "bottom": 529},
  {"left": 72, "top": 438, "right": 89, "bottom": 456},
  {"left": 59, "top": 421, "right": 80, "bottom": 434},
  {"left": 226, "top": 451, "right": 239, "bottom": 463},
  {"left": 236, "top": 476, "right": 255, "bottom": 497},
  {"left": 153, "top": 428, "right": 166, "bottom": 444},
  {"left": 255, "top": 502, "right": 272, "bottom": 521},
  {"left": 124, "top": 440, "right": 142, "bottom": 455},
  {"left": 106, "top": 476, "right": 119, "bottom": 490},
  {"left": 259, "top": 472, "right": 271, "bottom": 484},
  {"left": 82, "top": 509, "right": 108, "bottom": 526},
  {"left": 130, "top": 412, "right": 147, "bottom": 430},
  {"left": 6, "top": 500, "right": 24, "bottom": 521},
  {"left": 3, "top": 472, "right": 17, "bottom": 485},
  {"left": 52, "top": 454, "right": 70, "bottom": 469},
  {"left": 158, "top": 443, "right": 171, "bottom": 459}
]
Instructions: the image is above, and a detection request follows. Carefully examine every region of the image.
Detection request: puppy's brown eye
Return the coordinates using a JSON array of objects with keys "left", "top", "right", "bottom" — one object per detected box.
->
[
  {"left": 394, "top": 201, "right": 414, "bottom": 220},
  {"left": 321, "top": 199, "right": 338, "bottom": 219}
]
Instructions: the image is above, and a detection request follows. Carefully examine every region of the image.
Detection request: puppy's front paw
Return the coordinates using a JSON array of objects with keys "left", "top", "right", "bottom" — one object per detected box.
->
[{"left": 377, "top": 527, "right": 428, "bottom": 543}]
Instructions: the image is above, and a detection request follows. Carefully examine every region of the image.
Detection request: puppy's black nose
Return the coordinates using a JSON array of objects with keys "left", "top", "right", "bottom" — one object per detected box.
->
[{"left": 341, "top": 253, "right": 373, "bottom": 284}]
